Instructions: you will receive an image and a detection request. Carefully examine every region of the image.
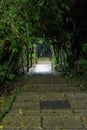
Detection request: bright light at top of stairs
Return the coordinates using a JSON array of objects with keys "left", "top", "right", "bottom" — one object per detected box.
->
[{"left": 34, "top": 63, "right": 52, "bottom": 74}]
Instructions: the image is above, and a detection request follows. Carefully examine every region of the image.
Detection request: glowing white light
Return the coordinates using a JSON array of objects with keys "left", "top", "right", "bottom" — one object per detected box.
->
[{"left": 34, "top": 63, "right": 52, "bottom": 74}]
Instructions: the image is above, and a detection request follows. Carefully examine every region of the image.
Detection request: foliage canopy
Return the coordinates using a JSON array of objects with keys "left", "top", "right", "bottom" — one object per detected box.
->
[{"left": 0, "top": 0, "right": 87, "bottom": 84}]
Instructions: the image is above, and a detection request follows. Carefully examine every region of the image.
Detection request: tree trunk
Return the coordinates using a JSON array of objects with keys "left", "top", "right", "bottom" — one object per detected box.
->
[
  {"left": 52, "top": 44, "right": 59, "bottom": 64},
  {"left": 71, "top": 35, "right": 81, "bottom": 69},
  {"left": 1, "top": 51, "right": 14, "bottom": 83},
  {"left": 21, "top": 51, "right": 25, "bottom": 74},
  {"left": 26, "top": 45, "right": 29, "bottom": 72},
  {"left": 30, "top": 49, "right": 32, "bottom": 67}
]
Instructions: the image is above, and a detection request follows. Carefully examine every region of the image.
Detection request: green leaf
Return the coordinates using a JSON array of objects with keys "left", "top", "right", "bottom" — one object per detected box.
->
[
  {"left": 9, "top": 74, "right": 15, "bottom": 80},
  {"left": 13, "top": 48, "right": 18, "bottom": 53},
  {"left": 82, "top": 43, "right": 87, "bottom": 53}
]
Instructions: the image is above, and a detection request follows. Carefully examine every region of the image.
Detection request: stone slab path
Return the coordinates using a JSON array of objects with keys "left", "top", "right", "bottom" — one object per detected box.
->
[{"left": 1, "top": 75, "right": 87, "bottom": 130}]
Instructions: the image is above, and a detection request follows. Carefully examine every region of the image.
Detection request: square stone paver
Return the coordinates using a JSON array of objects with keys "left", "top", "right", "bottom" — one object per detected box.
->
[{"left": 42, "top": 116, "right": 82, "bottom": 129}]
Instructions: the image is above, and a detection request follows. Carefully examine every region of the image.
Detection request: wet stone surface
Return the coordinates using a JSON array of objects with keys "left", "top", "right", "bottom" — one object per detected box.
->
[
  {"left": 40, "top": 100, "right": 71, "bottom": 109},
  {"left": 1, "top": 66, "right": 87, "bottom": 129}
]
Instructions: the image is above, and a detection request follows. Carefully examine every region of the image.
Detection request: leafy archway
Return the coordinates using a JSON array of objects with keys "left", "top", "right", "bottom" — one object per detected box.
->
[{"left": 0, "top": 0, "right": 87, "bottom": 84}]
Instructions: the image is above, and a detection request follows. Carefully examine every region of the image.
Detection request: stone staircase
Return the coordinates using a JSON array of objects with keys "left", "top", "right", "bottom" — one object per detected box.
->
[{"left": 1, "top": 75, "right": 87, "bottom": 129}]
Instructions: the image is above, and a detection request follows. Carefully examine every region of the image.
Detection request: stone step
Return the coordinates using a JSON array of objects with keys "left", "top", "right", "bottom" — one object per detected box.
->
[
  {"left": 6, "top": 109, "right": 74, "bottom": 117},
  {"left": 1, "top": 74, "right": 86, "bottom": 129},
  {"left": 28, "top": 87, "right": 61, "bottom": 92},
  {"left": 14, "top": 91, "right": 87, "bottom": 103},
  {"left": 15, "top": 92, "right": 66, "bottom": 101},
  {"left": 2, "top": 116, "right": 82, "bottom": 129},
  {"left": 61, "top": 87, "right": 80, "bottom": 92},
  {"left": 28, "top": 81, "right": 67, "bottom": 84},
  {"left": 28, "top": 76, "right": 66, "bottom": 83},
  {"left": 23, "top": 87, "right": 80, "bottom": 93},
  {"left": 24, "top": 83, "right": 79, "bottom": 88},
  {"left": 6, "top": 108, "right": 87, "bottom": 117},
  {"left": 22, "top": 84, "right": 80, "bottom": 93},
  {"left": 16, "top": 91, "right": 86, "bottom": 102}
]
